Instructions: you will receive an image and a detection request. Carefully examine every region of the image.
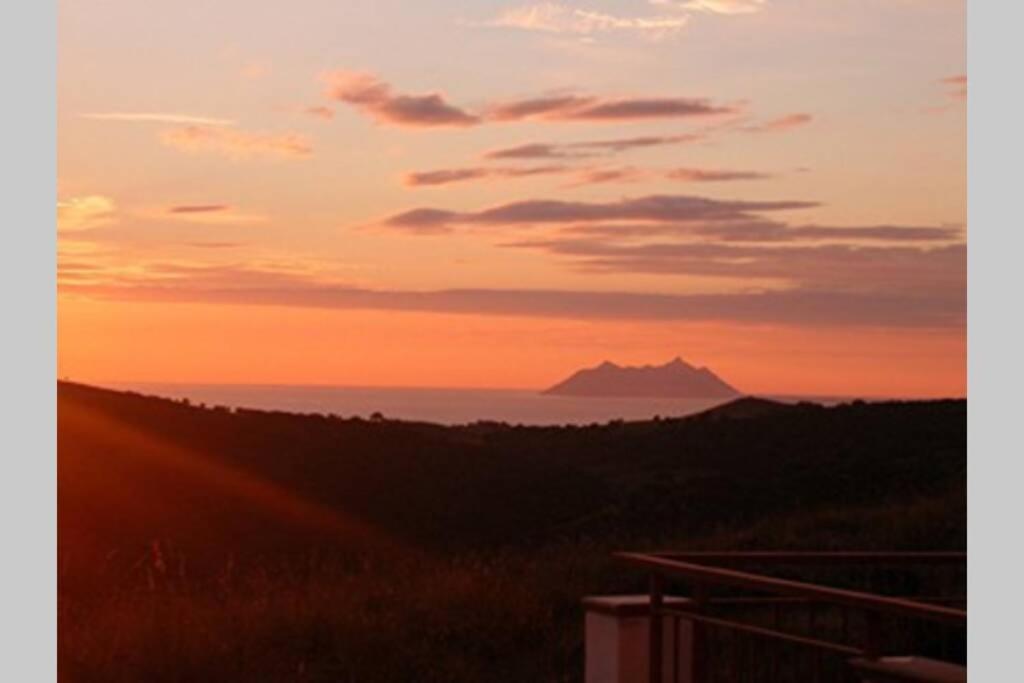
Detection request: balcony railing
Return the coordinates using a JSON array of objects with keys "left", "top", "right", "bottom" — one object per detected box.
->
[{"left": 588, "top": 551, "right": 966, "bottom": 683}]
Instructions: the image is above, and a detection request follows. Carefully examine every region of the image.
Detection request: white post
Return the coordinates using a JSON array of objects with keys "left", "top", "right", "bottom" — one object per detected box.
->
[{"left": 583, "top": 595, "right": 695, "bottom": 683}]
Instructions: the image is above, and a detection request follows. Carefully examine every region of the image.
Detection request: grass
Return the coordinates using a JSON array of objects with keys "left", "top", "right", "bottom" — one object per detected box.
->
[{"left": 60, "top": 489, "right": 964, "bottom": 683}]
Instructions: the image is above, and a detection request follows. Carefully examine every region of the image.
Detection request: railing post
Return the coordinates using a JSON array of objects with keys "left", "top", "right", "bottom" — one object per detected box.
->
[
  {"left": 690, "top": 584, "right": 709, "bottom": 683},
  {"left": 582, "top": 594, "right": 694, "bottom": 683},
  {"left": 864, "top": 611, "right": 882, "bottom": 659},
  {"left": 649, "top": 573, "right": 664, "bottom": 683}
]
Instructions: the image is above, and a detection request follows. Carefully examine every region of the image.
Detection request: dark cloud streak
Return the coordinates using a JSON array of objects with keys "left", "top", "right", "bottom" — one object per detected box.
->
[
  {"left": 323, "top": 71, "right": 737, "bottom": 127},
  {"left": 484, "top": 133, "right": 705, "bottom": 160},
  {"left": 169, "top": 205, "right": 230, "bottom": 214},
  {"left": 60, "top": 263, "right": 964, "bottom": 329},
  {"left": 384, "top": 194, "right": 818, "bottom": 232}
]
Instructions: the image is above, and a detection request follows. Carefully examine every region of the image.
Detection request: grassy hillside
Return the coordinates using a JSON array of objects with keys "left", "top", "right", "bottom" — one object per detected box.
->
[{"left": 57, "top": 382, "right": 965, "bottom": 681}]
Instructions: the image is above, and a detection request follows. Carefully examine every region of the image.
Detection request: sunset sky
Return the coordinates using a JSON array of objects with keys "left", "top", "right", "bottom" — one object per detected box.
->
[{"left": 57, "top": 0, "right": 965, "bottom": 397}]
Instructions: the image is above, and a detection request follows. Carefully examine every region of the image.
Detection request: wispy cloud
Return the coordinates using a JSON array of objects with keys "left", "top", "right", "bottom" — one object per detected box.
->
[
  {"left": 403, "top": 165, "right": 570, "bottom": 187},
  {"left": 323, "top": 71, "right": 479, "bottom": 127},
  {"left": 940, "top": 74, "right": 967, "bottom": 101},
  {"left": 82, "top": 112, "right": 236, "bottom": 126},
  {"left": 57, "top": 196, "right": 116, "bottom": 232},
  {"left": 304, "top": 105, "right": 335, "bottom": 120},
  {"left": 666, "top": 168, "right": 772, "bottom": 182},
  {"left": 924, "top": 75, "right": 966, "bottom": 114},
  {"left": 160, "top": 125, "right": 312, "bottom": 159},
  {"left": 168, "top": 205, "right": 231, "bottom": 214},
  {"left": 652, "top": 0, "right": 766, "bottom": 15},
  {"left": 486, "top": 93, "right": 736, "bottom": 122},
  {"left": 570, "top": 167, "right": 648, "bottom": 186},
  {"left": 162, "top": 204, "right": 267, "bottom": 224},
  {"left": 59, "top": 259, "right": 963, "bottom": 329},
  {"left": 185, "top": 242, "right": 248, "bottom": 249},
  {"left": 743, "top": 113, "right": 813, "bottom": 134},
  {"left": 403, "top": 163, "right": 772, "bottom": 188},
  {"left": 486, "top": 3, "right": 689, "bottom": 39},
  {"left": 383, "top": 194, "right": 817, "bottom": 233},
  {"left": 510, "top": 237, "right": 964, "bottom": 297},
  {"left": 560, "top": 220, "right": 962, "bottom": 244},
  {"left": 484, "top": 133, "right": 705, "bottom": 159},
  {"left": 322, "top": 70, "right": 737, "bottom": 127}
]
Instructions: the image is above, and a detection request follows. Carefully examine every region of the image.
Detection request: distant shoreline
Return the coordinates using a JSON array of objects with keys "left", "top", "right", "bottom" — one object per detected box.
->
[
  {"left": 92, "top": 380, "right": 942, "bottom": 404},
  {"left": 67, "top": 381, "right": 962, "bottom": 428}
]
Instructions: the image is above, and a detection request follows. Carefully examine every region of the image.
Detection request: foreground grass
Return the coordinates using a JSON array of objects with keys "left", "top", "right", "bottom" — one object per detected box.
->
[{"left": 60, "top": 489, "right": 964, "bottom": 683}]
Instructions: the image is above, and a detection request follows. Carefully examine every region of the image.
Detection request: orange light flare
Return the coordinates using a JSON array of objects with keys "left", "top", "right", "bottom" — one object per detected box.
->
[{"left": 58, "top": 387, "right": 407, "bottom": 574}]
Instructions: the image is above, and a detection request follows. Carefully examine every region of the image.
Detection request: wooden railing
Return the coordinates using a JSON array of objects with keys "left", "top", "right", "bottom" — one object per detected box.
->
[{"left": 613, "top": 551, "right": 966, "bottom": 683}]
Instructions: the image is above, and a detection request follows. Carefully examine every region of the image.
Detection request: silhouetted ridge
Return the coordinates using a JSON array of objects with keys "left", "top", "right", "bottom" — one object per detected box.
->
[
  {"left": 693, "top": 396, "right": 802, "bottom": 420},
  {"left": 58, "top": 380, "right": 965, "bottom": 571}
]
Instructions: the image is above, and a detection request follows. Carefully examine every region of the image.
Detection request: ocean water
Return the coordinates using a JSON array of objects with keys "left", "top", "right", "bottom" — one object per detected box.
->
[{"left": 107, "top": 383, "right": 739, "bottom": 426}]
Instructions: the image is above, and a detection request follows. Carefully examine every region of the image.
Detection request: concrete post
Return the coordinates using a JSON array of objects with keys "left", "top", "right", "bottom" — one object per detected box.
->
[{"left": 583, "top": 595, "right": 695, "bottom": 683}]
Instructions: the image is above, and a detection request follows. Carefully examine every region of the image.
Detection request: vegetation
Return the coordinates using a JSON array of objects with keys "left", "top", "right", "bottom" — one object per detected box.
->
[{"left": 58, "top": 382, "right": 965, "bottom": 682}]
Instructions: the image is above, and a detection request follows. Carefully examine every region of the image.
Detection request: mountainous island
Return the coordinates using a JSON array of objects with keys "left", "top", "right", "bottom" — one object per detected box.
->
[{"left": 543, "top": 357, "right": 742, "bottom": 398}]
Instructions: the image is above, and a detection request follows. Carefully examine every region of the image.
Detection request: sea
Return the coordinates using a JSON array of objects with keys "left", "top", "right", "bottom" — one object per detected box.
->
[{"left": 105, "top": 383, "right": 851, "bottom": 427}]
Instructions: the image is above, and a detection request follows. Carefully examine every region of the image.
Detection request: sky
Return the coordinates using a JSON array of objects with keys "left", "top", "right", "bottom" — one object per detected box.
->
[{"left": 57, "top": 0, "right": 966, "bottom": 397}]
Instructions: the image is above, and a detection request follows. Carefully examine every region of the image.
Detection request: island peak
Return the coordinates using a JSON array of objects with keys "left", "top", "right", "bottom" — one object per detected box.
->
[{"left": 543, "top": 358, "right": 741, "bottom": 399}]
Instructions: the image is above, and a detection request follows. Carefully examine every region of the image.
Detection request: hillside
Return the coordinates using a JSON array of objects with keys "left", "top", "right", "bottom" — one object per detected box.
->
[
  {"left": 58, "top": 382, "right": 966, "bottom": 682},
  {"left": 59, "top": 381, "right": 964, "bottom": 566}
]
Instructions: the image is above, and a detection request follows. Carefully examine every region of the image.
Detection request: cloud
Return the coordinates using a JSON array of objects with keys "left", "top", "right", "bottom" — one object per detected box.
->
[
  {"left": 382, "top": 194, "right": 817, "bottom": 232},
  {"left": 169, "top": 205, "right": 230, "bottom": 214},
  {"left": 402, "top": 163, "right": 771, "bottom": 188},
  {"left": 160, "top": 126, "right": 312, "bottom": 159},
  {"left": 82, "top": 112, "right": 236, "bottom": 126},
  {"left": 743, "top": 113, "right": 813, "bottom": 133},
  {"left": 57, "top": 196, "right": 116, "bottom": 232},
  {"left": 403, "top": 165, "right": 570, "bottom": 187},
  {"left": 940, "top": 74, "right": 967, "bottom": 101},
  {"left": 304, "top": 105, "right": 335, "bottom": 120},
  {"left": 652, "top": 0, "right": 766, "bottom": 15},
  {"left": 486, "top": 94, "right": 736, "bottom": 122},
  {"left": 485, "top": 94, "right": 594, "bottom": 121},
  {"left": 161, "top": 204, "right": 267, "bottom": 224},
  {"left": 373, "top": 189, "right": 963, "bottom": 329},
  {"left": 185, "top": 242, "right": 247, "bottom": 249},
  {"left": 511, "top": 237, "right": 965, "bottom": 294},
  {"left": 557, "top": 220, "right": 961, "bottom": 244},
  {"left": 666, "top": 168, "right": 772, "bottom": 182},
  {"left": 924, "top": 75, "right": 967, "bottom": 114},
  {"left": 60, "top": 260, "right": 963, "bottom": 329},
  {"left": 576, "top": 133, "right": 708, "bottom": 153},
  {"left": 698, "top": 222, "right": 959, "bottom": 243},
  {"left": 322, "top": 70, "right": 736, "bottom": 127},
  {"left": 484, "top": 143, "right": 574, "bottom": 160},
  {"left": 484, "top": 133, "right": 705, "bottom": 159},
  {"left": 486, "top": 3, "right": 689, "bottom": 39},
  {"left": 570, "top": 165, "right": 772, "bottom": 186},
  {"left": 570, "top": 167, "right": 648, "bottom": 186},
  {"left": 323, "top": 71, "right": 479, "bottom": 127}
]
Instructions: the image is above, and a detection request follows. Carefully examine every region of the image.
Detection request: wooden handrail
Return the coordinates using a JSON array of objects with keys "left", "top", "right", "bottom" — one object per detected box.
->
[
  {"left": 647, "top": 551, "right": 966, "bottom": 566},
  {"left": 616, "top": 552, "right": 967, "bottom": 625},
  {"left": 659, "top": 605, "right": 865, "bottom": 657}
]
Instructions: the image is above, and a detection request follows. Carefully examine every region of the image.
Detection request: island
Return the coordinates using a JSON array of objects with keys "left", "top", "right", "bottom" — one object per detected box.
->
[{"left": 543, "top": 357, "right": 742, "bottom": 398}]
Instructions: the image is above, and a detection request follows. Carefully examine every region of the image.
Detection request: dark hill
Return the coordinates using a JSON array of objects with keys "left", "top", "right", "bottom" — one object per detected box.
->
[
  {"left": 694, "top": 396, "right": 802, "bottom": 420},
  {"left": 58, "top": 381, "right": 965, "bottom": 570}
]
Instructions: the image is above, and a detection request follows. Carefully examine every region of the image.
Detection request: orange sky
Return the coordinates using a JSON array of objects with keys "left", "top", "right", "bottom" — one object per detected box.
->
[{"left": 57, "top": 0, "right": 966, "bottom": 397}]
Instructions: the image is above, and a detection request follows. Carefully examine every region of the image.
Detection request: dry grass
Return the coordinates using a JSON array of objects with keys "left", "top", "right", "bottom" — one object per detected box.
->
[{"left": 59, "top": 490, "right": 963, "bottom": 683}]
